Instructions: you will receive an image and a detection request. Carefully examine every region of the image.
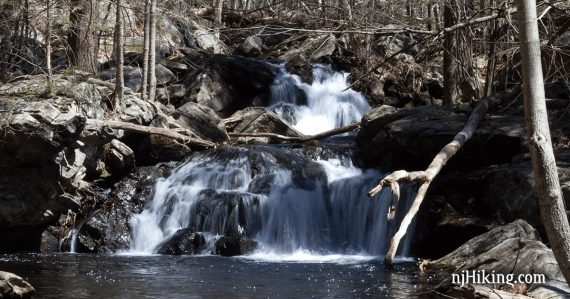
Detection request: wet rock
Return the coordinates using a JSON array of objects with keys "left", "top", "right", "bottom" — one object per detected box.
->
[
  {"left": 0, "top": 271, "right": 35, "bottom": 299},
  {"left": 285, "top": 61, "right": 313, "bottom": 84},
  {"left": 427, "top": 220, "right": 570, "bottom": 298},
  {"left": 171, "top": 17, "right": 227, "bottom": 54},
  {"left": 70, "top": 163, "right": 177, "bottom": 253},
  {"left": 156, "top": 228, "right": 206, "bottom": 255},
  {"left": 174, "top": 102, "right": 230, "bottom": 142},
  {"left": 133, "top": 116, "right": 193, "bottom": 164},
  {"left": 279, "top": 34, "right": 336, "bottom": 62},
  {"left": 239, "top": 36, "right": 263, "bottom": 57},
  {"left": 40, "top": 228, "right": 60, "bottom": 253},
  {"left": 214, "top": 235, "right": 258, "bottom": 256},
  {"left": 184, "top": 55, "right": 278, "bottom": 116},
  {"left": 225, "top": 107, "right": 304, "bottom": 143}
]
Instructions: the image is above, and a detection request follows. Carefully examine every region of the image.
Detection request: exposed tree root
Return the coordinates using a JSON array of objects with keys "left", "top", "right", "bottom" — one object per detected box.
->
[{"left": 369, "top": 96, "right": 499, "bottom": 267}]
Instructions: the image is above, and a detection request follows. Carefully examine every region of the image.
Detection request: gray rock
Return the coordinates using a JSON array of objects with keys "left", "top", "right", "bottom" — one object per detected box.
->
[
  {"left": 0, "top": 271, "right": 35, "bottom": 299},
  {"left": 376, "top": 33, "right": 420, "bottom": 57},
  {"left": 184, "top": 55, "right": 278, "bottom": 117},
  {"left": 428, "top": 220, "right": 570, "bottom": 298},
  {"left": 174, "top": 102, "right": 229, "bottom": 142},
  {"left": 239, "top": 36, "right": 263, "bottom": 57},
  {"left": 156, "top": 228, "right": 206, "bottom": 255},
  {"left": 226, "top": 107, "right": 304, "bottom": 143},
  {"left": 279, "top": 34, "right": 336, "bottom": 62},
  {"left": 106, "top": 139, "right": 135, "bottom": 176},
  {"left": 356, "top": 106, "right": 524, "bottom": 171}
]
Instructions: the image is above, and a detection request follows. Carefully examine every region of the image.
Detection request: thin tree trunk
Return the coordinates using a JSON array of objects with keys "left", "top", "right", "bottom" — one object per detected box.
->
[
  {"left": 214, "top": 0, "right": 224, "bottom": 39},
  {"left": 518, "top": 0, "right": 570, "bottom": 284},
  {"left": 148, "top": 0, "right": 157, "bottom": 102},
  {"left": 46, "top": 0, "right": 53, "bottom": 93},
  {"left": 141, "top": 0, "right": 150, "bottom": 101},
  {"left": 113, "top": 0, "right": 124, "bottom": 111}
]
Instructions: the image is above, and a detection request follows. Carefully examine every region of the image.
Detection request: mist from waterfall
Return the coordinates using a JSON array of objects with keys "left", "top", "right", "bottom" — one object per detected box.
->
[{"left": 128, "top": 64, "right": 415, "bottom": 262}]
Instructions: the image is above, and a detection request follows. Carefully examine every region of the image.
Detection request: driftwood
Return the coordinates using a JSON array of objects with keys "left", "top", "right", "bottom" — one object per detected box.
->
[
  {"left": 369, "top": 96, "right": 500, "bottom": 267},
  {"left": 86, "top": 119, "right": 217, "bottom": 148},
  {"left": 229, "top": 122, "right": 360, "bottom": 142}
]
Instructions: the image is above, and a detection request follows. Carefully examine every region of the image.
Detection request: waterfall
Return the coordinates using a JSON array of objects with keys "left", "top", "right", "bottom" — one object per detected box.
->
[{"left": 128, "top": 64, "right": 415, "bottom": 260}]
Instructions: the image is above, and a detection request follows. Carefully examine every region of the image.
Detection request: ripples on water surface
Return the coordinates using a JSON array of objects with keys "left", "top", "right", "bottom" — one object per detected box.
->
[{"left": 1, "top": 254, "right": 440, "bottom": 298}]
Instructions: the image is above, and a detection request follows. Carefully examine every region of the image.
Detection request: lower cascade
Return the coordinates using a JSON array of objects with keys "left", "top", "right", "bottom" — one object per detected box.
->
[{"left": 128, "top": 64, "right": 415, "bottom": 259}]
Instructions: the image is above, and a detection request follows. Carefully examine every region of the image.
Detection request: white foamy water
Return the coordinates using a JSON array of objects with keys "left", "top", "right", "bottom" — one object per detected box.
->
[
  {"left": 270, "top": 64, "right": 371, "bottom": 135},
  {"left": 128, "top": 64, "right": 416, "bottom": 262}
]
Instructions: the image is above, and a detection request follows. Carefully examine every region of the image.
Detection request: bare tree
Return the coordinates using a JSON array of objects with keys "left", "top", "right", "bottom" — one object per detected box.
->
[
  {"left": 214, "top": 0, "right": 224, "bottom": 39},
  {"left": 141, "top": 0, "right": 150, "bottom": 101},
  {"left": 443, "top": 0, "right": 480, "bottom": 107},
  {"left": 517, "top": 0, "right": 570, "bottom": 284},
  {"left": 68, "top": 0, "right": 99, "bottom": 73},
  {"left": 148, "top": 0, "right": 157, "bottom": 102},
  {"left": 113, "top": 0, "right": 124, "bottom": 111},
  {"left": 46, "top": 0, "right": 53, "bottom": 93}
]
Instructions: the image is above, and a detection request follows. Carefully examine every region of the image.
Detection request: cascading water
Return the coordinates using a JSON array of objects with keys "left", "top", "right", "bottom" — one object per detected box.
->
[{"left": 128, "top": 63, "right": 415, "bottom": 261}]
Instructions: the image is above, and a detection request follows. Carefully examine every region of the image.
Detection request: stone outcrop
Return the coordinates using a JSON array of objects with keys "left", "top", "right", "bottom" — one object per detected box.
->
[
  {"left": 0, "top": 271, "right": 35, "bottom": 299},
  {"left": 426, "top": 220, "right": 570, "bottom": 298}
]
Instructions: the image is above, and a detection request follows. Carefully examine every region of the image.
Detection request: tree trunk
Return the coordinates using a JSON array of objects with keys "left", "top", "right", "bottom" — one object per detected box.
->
[
  {"left": 443, "top": 0, "right": 480, "bottom": 107},
  {"left": 113, "top": 0, "right": 124, "bottom": 111},
  {"left": 68, "top": 0, "right": 99, "bottom": 73},
  {"left": 46, "top": 0, "right": 53, "bottom": 92},
  {"left": 141, "top": 0, "right": 150, "bottom": 101},
  {"left": 214, "top": 0, "right": 224, "bottom": 39},
  {"left": 517, "top": 0, "right": 570, "bottom": 284},
  {"left": 148, "top": 0, "right": 157, "bottom": 102}
]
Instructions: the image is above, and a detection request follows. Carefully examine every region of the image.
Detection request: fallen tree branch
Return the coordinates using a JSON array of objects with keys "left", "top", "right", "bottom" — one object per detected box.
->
[
  {"left": 369, "top": 96, "right": 499, "bottom": 267},
  {"left": 86, "top": 119, "right": 217, "bottom": 148},
  {"left": 229, "top": 122, "right": 360, "bottom": 142}
]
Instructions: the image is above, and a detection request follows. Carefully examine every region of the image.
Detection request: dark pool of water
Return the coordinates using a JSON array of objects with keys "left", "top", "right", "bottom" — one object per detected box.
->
[{"left": 0, "top": 254, "right": 441, "bottom": 298}]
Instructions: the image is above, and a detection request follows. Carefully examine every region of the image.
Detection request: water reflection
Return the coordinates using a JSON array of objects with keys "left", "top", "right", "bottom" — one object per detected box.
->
[{"left": 1, "top": 254, "right": 439, "bottom": 298}]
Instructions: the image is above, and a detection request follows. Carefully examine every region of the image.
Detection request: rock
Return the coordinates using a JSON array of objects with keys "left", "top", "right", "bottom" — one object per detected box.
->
[
  {"left": 214, "top": 235, "right": 258, "bottom": 256},
  {"left": 376, "top": 33, "right": 420, "bottom": 57},
  {"left": 285, "top": 60, "right": 313, "bottom": 84},
  {"left": 0, "top": 271, "right": 35, "bottom": 299},
  {"left": 225, "top": 107, "right": 304, "bottom": 143},
  {"left": 412, "top": 150, "right": 570, "bottom": 258},
  {"left": 427, "top": 220, "right": 570, "bottom": 298},
  {"left": 156, "top": 228, "right": 206, "bottom": 255},
  {"left": 184, "top": 55, "right": 279, "bottom": 116},
  {"left": 106, "top": 139, "right": 135, "bottom": 177},
  {"left": 156, "top": 84, "right": 188, "bottom": 106},
  {"left": 356, "top": 106, "right": 524, "bottom": 171},
  {"left": 279, "top": 34, "right": 336, "bottom": 62},
  {"left": 172, "top": 17, "right": 227, "bottom": 54},
  {"left": 239, "top": 36, "right": 263, "bottom": 57},
  {"left": 40, "top": 228, "right": 60, "bottom": 253},
  {"left": 99, "top": 66, "right": 143, "bottom": 92},
  {"left": 174, "top": 102, "right": 230, "bottom": 142}
]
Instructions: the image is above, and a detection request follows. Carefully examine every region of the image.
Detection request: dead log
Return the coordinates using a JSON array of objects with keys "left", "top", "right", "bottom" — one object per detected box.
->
[
  {"left": 369, "top": 95, "right": 502, "bottom": 267},
  {"left": 228, "top": 122, "right": 360, "bottom": 142},
  {"left": 86, "top": 119, "right": 217, "bottom": 148}
]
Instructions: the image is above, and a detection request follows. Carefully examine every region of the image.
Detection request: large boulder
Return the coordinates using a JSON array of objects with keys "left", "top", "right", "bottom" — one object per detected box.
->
[
  {"left": 426, "top": 220, "right": 570, "bottom": 298},
  {"left": 412, "top": 150, "right": 570, "bottom": 259},
  {"left": 174, "top": 102, "right": 230, "bottom": 142},
  {"left": 0, "top": 271, "right": 35, "bottom": 299},
  {"left": 356, "top": 106, "right": 524, "bottom": 171},
  {"left": 215, "top": 235, "right": 258, "bottom": 257},
  {"left": 279, "top": 34, "right": 336, "bottom": 62},
  {"left": 225, "top": 107, "right": 304, "bottom": 143},
  {"left": 156, "top": 228, "right": 206, "bottom": 255},
  {"left": 183, "top": 55, "right": 279, "bottom": 117}
]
